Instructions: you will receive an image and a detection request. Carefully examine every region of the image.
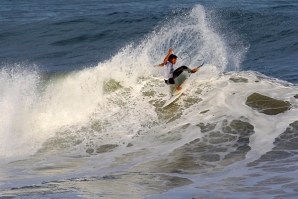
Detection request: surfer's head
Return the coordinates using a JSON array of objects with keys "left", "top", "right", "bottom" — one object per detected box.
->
[{"left": 168, "top": 54, "right": 177, "bottom": 64}]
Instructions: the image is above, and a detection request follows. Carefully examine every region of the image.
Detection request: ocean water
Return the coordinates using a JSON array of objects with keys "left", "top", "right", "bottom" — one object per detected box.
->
[{"left": 0, "top": 0, "right": 298, "bottom": 198}]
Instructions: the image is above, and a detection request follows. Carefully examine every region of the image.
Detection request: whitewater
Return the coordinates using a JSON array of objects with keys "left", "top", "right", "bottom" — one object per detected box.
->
[{"left": 1, "top": 3, "right": 298, "bottom": 199}]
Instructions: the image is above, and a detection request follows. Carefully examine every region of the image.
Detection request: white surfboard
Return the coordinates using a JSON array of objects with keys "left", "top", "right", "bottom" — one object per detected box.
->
[{"left": 162, "top": 78, "right": 189, "bottom": 108}]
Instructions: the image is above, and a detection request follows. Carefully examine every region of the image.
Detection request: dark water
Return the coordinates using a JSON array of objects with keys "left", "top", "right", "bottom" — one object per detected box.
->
[
  {"left": 1, "top": 1, "right": 297, "bottom": 78},
  {"left": 1, "top": 1, "right": 298, "bottom": 198},
  {"left": 0, "top": 0, "right": 195, "bottom": 71}
]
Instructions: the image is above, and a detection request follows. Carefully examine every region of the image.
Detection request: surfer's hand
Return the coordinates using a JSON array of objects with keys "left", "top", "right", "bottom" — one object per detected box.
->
[{"left": 168, "top": 48, "right": 173, "bottom": 54}]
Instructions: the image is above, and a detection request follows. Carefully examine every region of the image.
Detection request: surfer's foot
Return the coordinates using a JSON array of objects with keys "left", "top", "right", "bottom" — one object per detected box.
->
[
  {"left": 191, "top": 68, "right": 199, "bottom": 73},
  {"left": 177, "top": 86, "right": 182, "bottom": 90}
]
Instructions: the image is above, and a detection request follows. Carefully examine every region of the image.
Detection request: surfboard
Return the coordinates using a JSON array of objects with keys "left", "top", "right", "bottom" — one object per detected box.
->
[{"left": 162, "top": 77, "right": 189, "bottom": 108}]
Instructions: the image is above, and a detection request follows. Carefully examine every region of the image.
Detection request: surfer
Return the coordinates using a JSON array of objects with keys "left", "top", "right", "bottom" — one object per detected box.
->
[{"left": 156, "top": 48, "right": 198, "bottom": 93}]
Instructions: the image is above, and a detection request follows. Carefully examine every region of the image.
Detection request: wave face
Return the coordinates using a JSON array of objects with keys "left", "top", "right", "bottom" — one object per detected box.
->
[
  {"left": 1, "top": 5, "right": 241, "bottom": 158},
  {"left": 1, "top": 2, "right": 298, "bottom": 199}
]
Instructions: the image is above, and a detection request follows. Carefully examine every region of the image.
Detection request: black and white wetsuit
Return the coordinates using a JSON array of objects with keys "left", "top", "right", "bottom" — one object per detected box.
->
[{"left": 164, "top": 62, "right": 191, "bottom": 85}]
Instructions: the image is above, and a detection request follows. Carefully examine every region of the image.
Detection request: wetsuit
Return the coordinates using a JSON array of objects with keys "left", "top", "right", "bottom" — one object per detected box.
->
[{"left": 164, "top": 61, "right": 191, "bottom": 85}]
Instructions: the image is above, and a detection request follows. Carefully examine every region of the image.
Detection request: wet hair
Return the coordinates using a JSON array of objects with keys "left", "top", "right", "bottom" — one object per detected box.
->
[{"left": 168, "top": 54, "right": 177, "bottom": 61}]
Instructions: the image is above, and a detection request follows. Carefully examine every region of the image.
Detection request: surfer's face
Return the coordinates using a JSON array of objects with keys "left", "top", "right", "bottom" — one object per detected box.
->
[{"left": 170, "top": 58, "right": 177, "bottom": 64}]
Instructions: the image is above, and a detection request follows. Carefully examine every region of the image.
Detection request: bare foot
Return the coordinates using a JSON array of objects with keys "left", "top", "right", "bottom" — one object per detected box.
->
[
  {"left": 191, "top": 68, "right": 199, "bottom": 73},
  {"left": 177, "top": 86, "right": 182, "bottom": 90}
]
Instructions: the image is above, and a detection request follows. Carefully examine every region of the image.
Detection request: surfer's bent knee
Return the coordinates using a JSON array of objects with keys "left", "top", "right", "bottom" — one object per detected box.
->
[{"left": 164, "top": 78, "right": 175, "bottom": 85}]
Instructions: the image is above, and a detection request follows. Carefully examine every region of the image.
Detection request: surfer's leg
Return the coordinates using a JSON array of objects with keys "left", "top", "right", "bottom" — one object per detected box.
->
[
  {"left": 169, "top": 78, "right": 176, "bottom": 95},
  {"left": 172, "top": 67, "right": 188, "bottom": 91},
  {"left": 165, "top": 78, "right": 176, "bottom": 97},
  {"left": 169, "top": 77, "right": 182, "bottom": 91},
  {"left": 173, "top": 66, "right": 191, "bottom": 79},
  {"left": 168, "top": 78, "right": 175, "bottom": 84}
]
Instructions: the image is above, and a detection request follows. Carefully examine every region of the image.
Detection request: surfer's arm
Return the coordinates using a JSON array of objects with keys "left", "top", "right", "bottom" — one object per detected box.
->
[
  {"left": 163, "top": 48, "right": 173, "bottom": 65},
  {"left": 154, "top": 63, "right": 164, "bottom": 67},
  {"left": 154, "top": 48, "right": 172, "bottom": 67}
]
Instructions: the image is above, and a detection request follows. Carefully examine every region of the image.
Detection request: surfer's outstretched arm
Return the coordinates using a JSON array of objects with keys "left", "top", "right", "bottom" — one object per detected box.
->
[
  {"left": 154, "top": 48, "right": 173, "bottom": 67},
  {"left": 163, "top": 48, "right": 173, "bottom": 65},
  {"left": 155, "top": 63, "right": 164, "bottom": 67}
]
